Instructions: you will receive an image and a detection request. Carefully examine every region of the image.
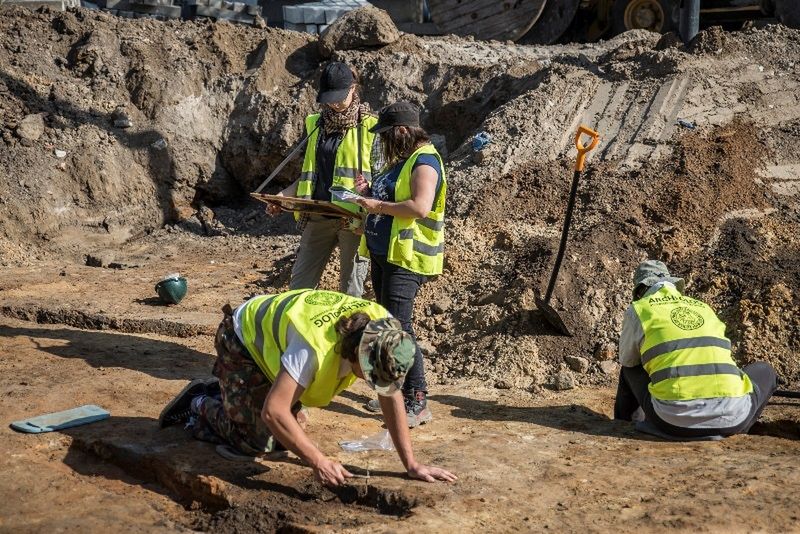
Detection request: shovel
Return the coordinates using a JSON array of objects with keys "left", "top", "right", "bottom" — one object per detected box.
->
[{"left": 535, "top": 125, "right": 600, "bottom": 336}]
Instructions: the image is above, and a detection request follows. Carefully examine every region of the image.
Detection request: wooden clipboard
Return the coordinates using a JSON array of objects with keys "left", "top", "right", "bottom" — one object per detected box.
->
[{"left": 251, "top": 193, "right": 356, "bottom": 219}]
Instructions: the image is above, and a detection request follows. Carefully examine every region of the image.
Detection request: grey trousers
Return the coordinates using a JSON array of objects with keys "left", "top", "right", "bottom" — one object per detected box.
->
[{"left": 289, "top": 216, "right": 368, "bottom": 297}]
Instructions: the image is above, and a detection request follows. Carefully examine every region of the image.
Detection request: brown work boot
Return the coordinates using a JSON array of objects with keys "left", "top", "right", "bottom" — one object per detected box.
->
[{"left": 405, "top": 390, "right": 432, "bottom": 428}]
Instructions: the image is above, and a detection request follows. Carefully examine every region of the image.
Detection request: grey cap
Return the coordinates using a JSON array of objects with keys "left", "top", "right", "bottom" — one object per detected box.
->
[{"left": 632, "top": 259, "right": 685, "bottom": 298}]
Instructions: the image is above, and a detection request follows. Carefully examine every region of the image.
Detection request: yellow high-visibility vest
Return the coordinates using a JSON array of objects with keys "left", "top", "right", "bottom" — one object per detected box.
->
[
  {"left": 238, "top": 289, "right": 388, "bottom": 407},
  {"left": 632, "top": 285, "right": 753, "bottom": 402},
  {"left": 359, "top": 144, "right": 447, "bottom": 275},
  {"left": 296, "top": 113, "right": 378, "bottom": 219}
]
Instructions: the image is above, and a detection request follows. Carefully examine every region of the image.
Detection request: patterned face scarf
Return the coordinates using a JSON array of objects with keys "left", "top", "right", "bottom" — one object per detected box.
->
[{"left": 320, "top": 91, "right": 370, "bottom": 134}]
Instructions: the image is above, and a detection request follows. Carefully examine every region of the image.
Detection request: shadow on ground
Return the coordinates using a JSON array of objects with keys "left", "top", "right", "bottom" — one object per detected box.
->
[
  {"left": 430, "top": 394, "right": 638, "bottom": 438},
  {"left": 0, "top": 324, "right": 212, "bottom": 380}
]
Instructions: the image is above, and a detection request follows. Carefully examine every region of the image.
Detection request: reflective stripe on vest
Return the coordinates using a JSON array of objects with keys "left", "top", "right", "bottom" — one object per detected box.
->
[
  {"left": 238, "top": 290, "right": 389, "bottom": 407},
  {"left": 381, "top": 144, "right": 446, "bottom": 276},
  {"left": 296, "top": 113, "right": 378, "bottom": 220},
  {"left": 632, "top": 285, "right": 752, "bottom": 402}
]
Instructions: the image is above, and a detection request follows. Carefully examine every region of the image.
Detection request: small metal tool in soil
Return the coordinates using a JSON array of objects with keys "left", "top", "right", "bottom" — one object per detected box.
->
[{"left": 535, "top": 125, "right": 600, "bottom": 336}]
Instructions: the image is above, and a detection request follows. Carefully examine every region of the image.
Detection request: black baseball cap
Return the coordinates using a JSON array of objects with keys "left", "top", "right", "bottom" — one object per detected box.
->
[
  {"left": 370, "top": 101, "right": 420, "bottom": 133},
  {"left": 317, "top": 62, "right": 354, "bottom": 104}
]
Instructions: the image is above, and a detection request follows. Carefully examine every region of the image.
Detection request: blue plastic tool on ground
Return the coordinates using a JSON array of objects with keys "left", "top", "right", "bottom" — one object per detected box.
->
[{"left": 10, "top": 405, "right": 110, "bottom": 434}]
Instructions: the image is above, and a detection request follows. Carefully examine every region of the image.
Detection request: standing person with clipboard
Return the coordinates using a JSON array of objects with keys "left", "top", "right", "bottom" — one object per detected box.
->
[
  {"left": 352, "top": 102, "right": 447, "bottom": 428},
  {"left": 267, "top": 62, "right": 381, "bottom": 298}
]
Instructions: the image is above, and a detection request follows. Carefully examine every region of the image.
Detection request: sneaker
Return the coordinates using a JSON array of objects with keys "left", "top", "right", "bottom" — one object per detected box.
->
[
  {"left": 364, "top": 399, "right": 382, "bottom": 413},
  {"left": 159, "top": 378, "right": 210, "bottom": 428},
  {"left": 405, "top": 391, "right": 432, "bottom": 428},
  {"left": 204, "top": 377, "right": 221, "bottom": 398}
]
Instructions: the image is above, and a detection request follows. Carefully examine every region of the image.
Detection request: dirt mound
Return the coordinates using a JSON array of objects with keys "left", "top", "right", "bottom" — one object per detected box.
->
[
  {"left": 420, "top": 120, "right": 800, "bottom": 389},
  {"left": 1, "top": 8, "right": 799, "bottom": 386}
]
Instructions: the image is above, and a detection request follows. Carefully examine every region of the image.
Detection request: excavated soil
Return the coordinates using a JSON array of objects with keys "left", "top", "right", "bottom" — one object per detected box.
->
[{"left": 1, "top": 6, "right": 800, "bottom": 532}]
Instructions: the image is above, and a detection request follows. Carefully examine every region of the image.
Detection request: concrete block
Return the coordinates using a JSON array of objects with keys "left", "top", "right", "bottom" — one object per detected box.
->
[
  {"left": 102, "top": 0, "right": 129, "bottom": 9},
  {"left": 194, "top": 4, "right": 254, "bottom": 23},
  {"left": 300, "top": 4, "right": 326, "bottom": 23},
  {"left": 217, "top": 11, "right": 255, "bottom": 23},
  {"left": 283, "top": 5, "right": 304, "bottom": 23},
  {"left": 324, "top": 7, "right": 345, "bottom": 24},
  {"left": 133, "top": 0, "right": 174, "bottom": 6},
  {"left": 104, "top": 0, "right": 179, "bottom": 15}
]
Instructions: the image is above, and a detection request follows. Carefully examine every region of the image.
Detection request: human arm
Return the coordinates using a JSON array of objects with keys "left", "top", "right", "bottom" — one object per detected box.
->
[
  {"left": 356, "top": 164, "right": 438, "bottom": 219},
  {"left": 618, "top": 306, "right": 644, "bottom": 367},
  {"left": 378, "top": 392, "right": 457, "bottom": 483},
  {"left": 261, "top": 368, "right": 353, "bottom": 486}
]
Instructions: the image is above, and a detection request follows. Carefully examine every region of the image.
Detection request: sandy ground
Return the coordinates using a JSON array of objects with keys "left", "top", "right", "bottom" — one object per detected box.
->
[
  {"left": 1, "top": 8, "right": 799, "bottom": 532},
  {"left": 2, "top": 252, "right": 800, "bottom": 533}
]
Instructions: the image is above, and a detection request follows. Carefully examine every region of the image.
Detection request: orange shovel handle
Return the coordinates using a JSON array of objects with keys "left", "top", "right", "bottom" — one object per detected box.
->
[{"left": 574, "top": 125, "right": 600, "bottom": 172}]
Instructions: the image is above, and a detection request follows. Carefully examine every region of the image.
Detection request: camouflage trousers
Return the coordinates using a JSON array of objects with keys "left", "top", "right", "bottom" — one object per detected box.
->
[{"left": 191, "top": 309, "right": 285, "bottom": 455}]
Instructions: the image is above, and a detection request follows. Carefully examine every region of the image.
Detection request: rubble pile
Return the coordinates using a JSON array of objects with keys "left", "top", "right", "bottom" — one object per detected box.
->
[{"left": 0, "top": 5, "right": 798, "bottom": 387}]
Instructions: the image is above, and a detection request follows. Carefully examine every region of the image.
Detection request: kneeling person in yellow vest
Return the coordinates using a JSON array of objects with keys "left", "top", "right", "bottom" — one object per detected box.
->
[
  {"left": 614, "top": 260, "right": 777, "bottom": 438},
  {"left": 160, "top": 289, "right": 456, "bottom": 486}
]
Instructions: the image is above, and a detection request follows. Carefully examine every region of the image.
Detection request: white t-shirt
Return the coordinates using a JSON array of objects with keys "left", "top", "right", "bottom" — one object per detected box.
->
[
  {"left": 234, "top": 298, "right": 352, "bottom": 388},
  {"left": 280, "top": 324, "right": 318, "bottom": 388}
]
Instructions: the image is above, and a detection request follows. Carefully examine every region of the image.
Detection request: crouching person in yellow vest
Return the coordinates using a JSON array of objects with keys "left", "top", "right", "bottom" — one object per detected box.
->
[
  {"left": 159, "top": 289, "right": 457, "bottom": 486},
  {"left": 614, "top": 260, "right": 778, "bottom": 438}
]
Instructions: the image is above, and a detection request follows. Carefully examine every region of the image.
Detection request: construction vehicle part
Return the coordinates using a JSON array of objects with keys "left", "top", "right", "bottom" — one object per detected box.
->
[
  {"left": 518, "top": 0, "right": 581, "bottom": 44},
  {"left": 427, "top": 0, "right": 548, "bottom": 42},
  {"left": 679, "top": 0, "right": 700, "bottom": 42},
  {"left": 774, "top": 0, "right": 800, "bottom": 27},
  {"left": 611, "top": 0, "right": 678, "bottom": 34}
]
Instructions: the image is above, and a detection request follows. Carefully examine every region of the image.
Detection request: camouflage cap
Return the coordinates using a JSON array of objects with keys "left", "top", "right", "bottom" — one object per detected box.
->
[
  {"left": 357, "top": 318, "right": 415, "bottom": 396},
  {"left": 632, "top": 259, "right": 685, "bottom": 298}
]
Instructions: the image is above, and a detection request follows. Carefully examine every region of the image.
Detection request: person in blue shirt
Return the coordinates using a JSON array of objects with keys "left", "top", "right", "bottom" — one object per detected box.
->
[{"left": 353, "top": 102, "right": 446, "bottom": 427}]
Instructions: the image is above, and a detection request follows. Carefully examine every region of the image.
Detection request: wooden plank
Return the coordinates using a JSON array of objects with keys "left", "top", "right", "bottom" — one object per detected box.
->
[
  {"left": 444, "top": 1, "right": 540, "bottom": 30},
  {"left": 429, "top": 0, "right": 495, "bottom": 19},
  {"left": 250, "top": 193, "right": 356, "bottom": 218},
  {"left": 428, "top": 0, "right": 546, "bottom": 41}
]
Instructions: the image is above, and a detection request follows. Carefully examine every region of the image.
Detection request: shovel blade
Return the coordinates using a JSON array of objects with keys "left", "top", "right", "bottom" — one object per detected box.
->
[{"left": 535, "top": 295, "right": 571, "bottom": 336}]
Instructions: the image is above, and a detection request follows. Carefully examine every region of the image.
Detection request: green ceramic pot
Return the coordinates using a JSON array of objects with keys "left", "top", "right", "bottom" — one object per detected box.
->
[{"left": 155, "top": 274, "right": 188, "bottom": 305}]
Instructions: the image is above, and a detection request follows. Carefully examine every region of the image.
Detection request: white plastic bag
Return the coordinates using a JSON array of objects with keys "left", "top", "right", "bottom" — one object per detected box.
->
[{"left": 339, "top": 429, "right": 395, "bottom": 452}]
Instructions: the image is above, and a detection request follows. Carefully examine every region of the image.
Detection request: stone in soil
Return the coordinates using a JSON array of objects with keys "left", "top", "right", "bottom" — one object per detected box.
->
[
  {"left": 15, "top": 114, "right": 45, "bottom": 141},
  {"left": 318, "top": 6, "right": 400, "bottom": 58},
  {"left": 565, "top": 355, "right": 590, "bottom": 374},
  {"left": 599, "top": 361, "right": 620, "bottom": 375},
  {"left": 553, "top": 370, "right": 575, "bottom": 391}
]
